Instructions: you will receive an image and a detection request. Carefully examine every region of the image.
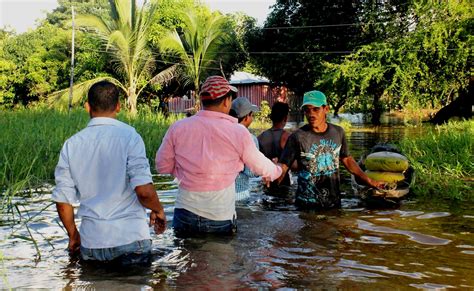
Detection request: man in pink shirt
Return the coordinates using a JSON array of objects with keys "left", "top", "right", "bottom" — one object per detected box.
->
[{"left": 156, "top": 76, "right": 282, "bottom": 237}]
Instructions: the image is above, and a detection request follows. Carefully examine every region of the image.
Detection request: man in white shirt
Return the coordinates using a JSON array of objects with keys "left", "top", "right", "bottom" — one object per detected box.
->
[{"left": 52, "top": 81, "right": 166, "bottom": 265}]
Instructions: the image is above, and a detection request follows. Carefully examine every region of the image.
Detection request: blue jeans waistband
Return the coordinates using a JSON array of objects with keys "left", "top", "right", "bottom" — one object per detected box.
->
[
  {"left": 80, "top": 239, "right": 152, "bottom": 263},
  {"left": 173, "top": 208, "right": 236, "bottom": 237}
]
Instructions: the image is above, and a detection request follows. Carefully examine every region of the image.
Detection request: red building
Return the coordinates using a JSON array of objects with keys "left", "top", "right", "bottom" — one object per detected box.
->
[
  {"left": 168, "top": 72, "right": 290, "bottom": 113},
  {"left": 229, "top": 71, "right": 289, "bottom": 107}
]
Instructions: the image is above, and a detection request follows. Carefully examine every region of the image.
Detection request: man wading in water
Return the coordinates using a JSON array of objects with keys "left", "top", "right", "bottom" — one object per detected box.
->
[
  {"left": 53, "top": 81, "right": 166, "bottom": 265},
  {"left": 156, "top": 76, "right": 282, "bottom": 237},
  {"left": 278, "top": 90, "right": 385, "bottom": 209},
  {"left": 258, "top": 102, "right": 293, "bottom": 195}
]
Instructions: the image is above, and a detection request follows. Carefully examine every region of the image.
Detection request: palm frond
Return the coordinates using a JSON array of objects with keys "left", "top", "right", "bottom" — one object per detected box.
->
[
  {"left": 136, "top": 52, "right": 155, "bottom": 84},
  {"left": 75, "top": 15, "right": 111, "bottom": 35},
  {"left": 115, "top": 0, "right": 132, "bottom": 29},
  {"left": 159, "top": 30, "right": 188, "bottom": 58},
  {"left": 137, "top": 64, "right": 177, "bottom": 97},
  {"left": 47, "top": 77, "right": 125, "bottom": 109},
  {"left": 149, "top": 65, "right": 178, "bottom": 86}
]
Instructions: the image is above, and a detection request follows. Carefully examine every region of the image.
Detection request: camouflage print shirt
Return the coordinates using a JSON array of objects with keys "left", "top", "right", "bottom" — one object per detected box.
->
[{"left": 280, "top": 123, "right": 349, "bottom": 209}]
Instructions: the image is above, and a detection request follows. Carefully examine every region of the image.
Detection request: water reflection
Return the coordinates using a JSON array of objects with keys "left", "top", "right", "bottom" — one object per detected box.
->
[
  {"left": 1, "top": 125, "right": 474, "bottom": 289},
  {"left": 357, "top": 220, "right": 451, "bottom": 245}
]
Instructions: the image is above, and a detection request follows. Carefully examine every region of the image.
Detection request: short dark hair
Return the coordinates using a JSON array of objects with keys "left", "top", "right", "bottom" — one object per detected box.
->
[
  {"left": 201, "top": 92, "right": 231, "bottom": 108},
  {"left": 229, "top": 108, "right": 252, "bottom": 123},
  {"left": 270, "top": 102, "right": 289, "bottom": 123},
  {"left": 88, "top": 81, "right": 119, "bottom": 112},
  {"left": 240, "top": 112, "right": 253, "bottom": 123}
]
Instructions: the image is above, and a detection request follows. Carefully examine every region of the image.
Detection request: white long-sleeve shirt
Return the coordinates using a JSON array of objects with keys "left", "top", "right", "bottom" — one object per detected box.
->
[{"left": 52, "top": 117, "right": 153, "bottom": 249}]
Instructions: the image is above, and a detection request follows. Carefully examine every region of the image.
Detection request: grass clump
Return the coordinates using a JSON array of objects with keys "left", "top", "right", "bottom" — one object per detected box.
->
[
  {"left": 0, "top": 107, "right": 180, "bottom": 213},
  {"left": 0, "top": 107, "right": 179, "bottom": 185},
  {"left": 399, "top": 120, "right": 473, "bottom": 201}
]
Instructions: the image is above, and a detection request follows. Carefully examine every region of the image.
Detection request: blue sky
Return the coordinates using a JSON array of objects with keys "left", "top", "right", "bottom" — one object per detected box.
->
[{"left": 0, "top": 0, "right": 275, "bottom": 33}]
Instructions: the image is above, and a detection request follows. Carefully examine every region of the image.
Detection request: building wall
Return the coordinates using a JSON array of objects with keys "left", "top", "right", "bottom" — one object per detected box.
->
[
  {"left": 167, "top": 84, "right": 290, "bottom": 113},
  {"left": 235, "top": 84, "right": 288, "bottom": 107}
]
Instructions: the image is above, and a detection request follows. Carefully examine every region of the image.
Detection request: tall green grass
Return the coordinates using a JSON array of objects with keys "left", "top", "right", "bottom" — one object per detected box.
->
[
  {"left": 399, "top": 120, "right": 474, "bottom": 201},
  {"left": 0, "top": 107, "right": 180, "bottom": 187},
  {"left": 1, "top": 107, "right": 88, "bottom": 187},
  {"left": 1, "top": 107, "right": 180, "bottom": 260},
  {"left": 120, "top": 108, "right": 183, "bottom": 168}
]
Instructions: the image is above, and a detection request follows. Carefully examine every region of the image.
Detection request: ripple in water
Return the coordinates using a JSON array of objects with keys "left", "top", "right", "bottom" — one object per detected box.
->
[
  {"left": 357, "top": 220, "right": 451, "bottom": 245},
  {"left": 416, "top": 212, "right": 451, "bottom": 219}
]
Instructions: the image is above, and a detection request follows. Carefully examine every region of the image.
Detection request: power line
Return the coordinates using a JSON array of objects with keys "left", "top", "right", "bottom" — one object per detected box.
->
[
  {"left": 216, "top": 48, "right": 470, "bottom": 55},
  {"left": 80, "top": 46, "right": 470, "bottom": 58},
  {"left": 260, "top": 2, "right": 412, "bottom": 30},
  {"left": 261, "top": 22, "right": 394, "bottom": 30}
]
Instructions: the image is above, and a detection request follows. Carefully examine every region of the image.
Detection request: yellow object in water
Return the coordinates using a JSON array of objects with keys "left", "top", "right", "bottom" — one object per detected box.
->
[
  {"left": 365, "top": 170, "right": 405, "bottom": 183},
  {"left": 365, "top": 151, "right": 409, "bottom": 172}
]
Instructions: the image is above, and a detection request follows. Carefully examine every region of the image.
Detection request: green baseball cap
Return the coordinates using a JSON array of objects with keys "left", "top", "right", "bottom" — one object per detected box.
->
[{"left": 301, "top": 90, "right": 327, "bottom": 108}]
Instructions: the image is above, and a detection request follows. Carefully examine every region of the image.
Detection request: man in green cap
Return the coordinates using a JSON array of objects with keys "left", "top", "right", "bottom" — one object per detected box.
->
[{"left": 277, "top": 90, "right": 385, "bottom": 209}]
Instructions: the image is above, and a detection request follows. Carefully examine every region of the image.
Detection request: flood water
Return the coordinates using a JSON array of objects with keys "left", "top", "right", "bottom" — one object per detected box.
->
[{"left": 1, "top": 125, "right": 473, "bottom": 289}]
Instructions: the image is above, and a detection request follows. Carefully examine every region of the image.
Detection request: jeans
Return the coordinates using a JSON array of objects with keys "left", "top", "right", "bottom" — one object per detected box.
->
[
  {"left": 173, "top": 208, "right": 236, "bottom": 237},
  {"left": 80, "top": 239, "right": 152, "bottom": 265}
]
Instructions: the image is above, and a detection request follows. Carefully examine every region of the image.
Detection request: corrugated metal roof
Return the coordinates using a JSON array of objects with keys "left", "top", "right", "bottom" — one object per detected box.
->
[{"left": 229, "top": 71, "right": 269, "bottom": 84}]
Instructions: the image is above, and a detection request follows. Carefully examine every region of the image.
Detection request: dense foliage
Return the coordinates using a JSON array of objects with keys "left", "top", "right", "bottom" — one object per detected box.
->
[
  {"left": 399, "top": 120, "right": 474, "bottom": 201},
  {"left": 0, "top": 0, "right": 471, "bottom": 119},
  {"left": 0, "top": 0, "right": 249, "bottom": 111},
  {"left": 246, "top": 0, "right": 472, "bottom": 124}
]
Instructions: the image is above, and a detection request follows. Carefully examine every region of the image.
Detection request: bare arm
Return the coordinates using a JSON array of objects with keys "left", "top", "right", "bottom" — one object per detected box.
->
[
  {"left": 276, "top": 163, "right": 290, "bottom": 185},
  {"left": 56, "top": 202, "right": 81, "bottom": 254},
  {"left": 341, "top": 156, "right": 385, "bottom": 189},
  {"left": 135, "top": 183, "right": 167, "bottom": 234},
  {"left": 242, "top": 132, "right": 282, "bottom": 181}
]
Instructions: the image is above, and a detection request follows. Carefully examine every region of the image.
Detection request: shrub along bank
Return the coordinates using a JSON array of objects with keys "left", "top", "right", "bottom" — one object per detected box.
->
[{"left": 399, "top": 119, "right": 473, "bottom": 201}]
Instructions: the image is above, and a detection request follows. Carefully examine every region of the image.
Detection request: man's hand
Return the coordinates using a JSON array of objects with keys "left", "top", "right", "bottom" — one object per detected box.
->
[
  {"left": 68, "top": 231, "right": 81, "bottom": 255},
  {"left": 263, "top": 158, "right": 282, "bottom": 187},
  {"left": 150, "top": 210, "right": 166, "bottom": 235},
  {"left": 262, "top": 176, "right": 272, "bottom": 187},
  {"left": 136, "top": 183, "right": 167, "bottom": 234},
  {"left": 56, "top": 202, "right": 81, "bottom": 255},
  {"left": 367, "top": 178, "right": 387, "bottom": 190}
]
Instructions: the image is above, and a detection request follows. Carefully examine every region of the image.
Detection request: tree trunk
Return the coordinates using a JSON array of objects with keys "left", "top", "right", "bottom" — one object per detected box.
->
[
  {"left": 193, "top": 90, "right": 201, "bottom": 112},
  {"left": 370, "top": 92, "right": 382, "bottom": 125},
  {"left": 332, "top": 95, "right": 348, "bottom": 118},
  {"left": 127, "top": 84, "right": 137, "bottom": 116},
  {"left": 430, "top": 79, "right": 473, "bottom": 125},
  {"left": 193, "top": 78, "right": 201, "bottom": 112}
]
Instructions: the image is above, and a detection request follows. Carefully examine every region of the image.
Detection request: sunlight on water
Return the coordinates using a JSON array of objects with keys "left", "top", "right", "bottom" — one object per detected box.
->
[{"left": 1, "top": 126, "right": 474, "bottom": 289}]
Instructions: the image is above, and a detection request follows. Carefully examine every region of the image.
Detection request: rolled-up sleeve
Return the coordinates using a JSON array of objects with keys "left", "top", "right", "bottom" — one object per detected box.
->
[
  {"left": 52, "top": 143, "right": 79, "bottom": 204},
  {"left": 127, "top": 133, "right": 153, "bottom": 189}
]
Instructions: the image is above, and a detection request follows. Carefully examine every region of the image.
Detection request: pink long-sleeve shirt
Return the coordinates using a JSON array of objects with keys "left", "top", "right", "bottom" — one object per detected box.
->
[{"left": 156, "top": 110, "right": 282, "bottom": 192}]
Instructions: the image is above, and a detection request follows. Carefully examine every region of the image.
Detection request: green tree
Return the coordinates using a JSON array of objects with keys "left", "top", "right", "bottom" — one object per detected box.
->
[
  {"left": 247, "top": 0, "right": 362, "bottom": 97},
  {"left": 158, "top": 9, "right": 228, "bottom": 109},
  {"left": 1, "top": 24, "right": 71, "bottom": 107},
  {"left": 45, "top": 0, "right": 111, "bottom": 28},
  {"left": 318, "top": 0, "right": 472, "bottom": 124},
  {"left": 49, "top": 0, "right": 175, "bottom": 115}
]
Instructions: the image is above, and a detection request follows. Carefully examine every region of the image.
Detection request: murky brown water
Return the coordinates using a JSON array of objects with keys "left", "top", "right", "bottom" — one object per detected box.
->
[{"left": 1, "top": 125, "right": 473, "bottom": 289}]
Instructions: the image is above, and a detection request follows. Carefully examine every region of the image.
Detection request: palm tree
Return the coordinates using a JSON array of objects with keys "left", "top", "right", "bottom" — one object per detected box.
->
[
  {"left": 49, "top": 0, "right": 175, "bottom": 115},
  {"left": 158, "top": 9, "right": 227, "bottom": 110}
]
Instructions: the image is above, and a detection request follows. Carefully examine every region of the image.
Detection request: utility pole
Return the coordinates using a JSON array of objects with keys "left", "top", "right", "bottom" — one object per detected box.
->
[{"left": 68, "top": 6, "right": 75, "bottom": 113}]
